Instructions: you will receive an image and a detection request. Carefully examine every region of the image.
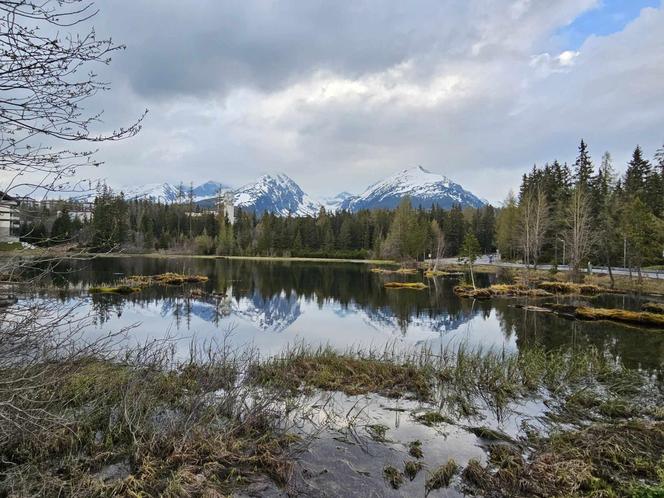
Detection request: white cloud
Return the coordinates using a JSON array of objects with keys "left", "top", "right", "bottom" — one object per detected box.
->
[{"left": 76, "top": 0, "right": 664, "bottom": 204}]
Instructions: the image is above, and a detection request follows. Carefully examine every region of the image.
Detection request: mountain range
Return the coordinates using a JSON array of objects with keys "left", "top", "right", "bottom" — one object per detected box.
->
[{"left": 119, "top": 166, "right": 486, "bottom": 215}]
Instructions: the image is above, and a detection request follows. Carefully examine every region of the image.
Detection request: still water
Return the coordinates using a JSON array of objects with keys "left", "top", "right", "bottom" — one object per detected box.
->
[{"left": 25, "top": 256, "right": 664, "bottom": 370}]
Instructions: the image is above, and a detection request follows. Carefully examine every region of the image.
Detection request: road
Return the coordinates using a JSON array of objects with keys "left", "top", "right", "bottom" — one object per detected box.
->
[{"left": 430, "top": 255, "right": 664, "bottom": 280}]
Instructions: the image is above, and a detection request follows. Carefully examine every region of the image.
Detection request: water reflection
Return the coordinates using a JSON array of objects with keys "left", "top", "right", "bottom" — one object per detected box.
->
[{"left": 13, "top": 257, "right": 664, "bottom": 369}]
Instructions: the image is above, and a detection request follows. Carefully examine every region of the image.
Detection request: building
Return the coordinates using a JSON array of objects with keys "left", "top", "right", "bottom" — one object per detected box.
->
[
  {"left": 222, "top": 192, "right": 235, "bottom": 225},
  {"left": 0, "top": 192, "right": 20, "bottom": 243}
]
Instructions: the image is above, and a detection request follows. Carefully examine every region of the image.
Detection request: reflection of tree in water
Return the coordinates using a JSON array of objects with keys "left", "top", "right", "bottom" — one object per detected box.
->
[
  {"left": 493, "top": 301, "right": 664, "bottom": 371},
  {"left": 25, "top": 257, "right": 664, "bottom": 370}
]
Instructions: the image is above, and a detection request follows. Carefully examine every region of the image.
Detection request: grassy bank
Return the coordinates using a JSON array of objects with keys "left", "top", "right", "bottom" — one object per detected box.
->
[
  {"left": 1, "top": 348, "right": 300, "bottom": 496},
  {"left": 250, "top": 345, "right": 663, "bottom": 496},
  {"left": 3, "top": 343, "right": 662, "bottom": 496}
]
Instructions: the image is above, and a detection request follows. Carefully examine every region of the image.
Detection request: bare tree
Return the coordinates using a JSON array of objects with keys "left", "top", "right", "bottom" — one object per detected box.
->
[
  {"left": 565, "top": 186, "right": 594, "bottom": 282},
  {"left": 430, "top": 219, "right": 446, "bottom": 271},
  {"left": 0, "top": 0, "right": 142, "bottom": 452},
  {"left": 0, "top": 0, "right": 145, "bottom": 198},
  {"left": 519, "top": 184, "right": 549, "bottom": 270}
]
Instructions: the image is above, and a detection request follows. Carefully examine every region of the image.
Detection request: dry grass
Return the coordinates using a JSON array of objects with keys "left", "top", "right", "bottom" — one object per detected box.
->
[
  {"left": 426, "top": 459, "right": 459, "bottom": 494},
  {"left": 536, "top": 281, "right": 615, "bottom": 295},
  {"left": 643, "top": 302, "right": 664, "bottom": 314},
  {"left": 413, "top": 411, "right": 455, "bottom": 427},
  {"left": 384, "top": 281, "right": 428, "bottom": 290},
  {"left": 88, "top": 284, "right": 142, "bottom": 295},
  {"left": 130, "top": 272, "right": 209, "bottom": 285},
  {"left": 574, "top": 306, "right": 664, "bottom": 328},
  {"left": 88, "top": 273, "right": 209, "bottom": 296},
  {"left": 0, "top": 349, "right": 301, "bottom": 497},
  {"left": 454, "top": 284, "right": 551, "bottom": 299},
  {"left": 408, "top": 440, "right": 424, "bottom": 459},
  {"left": 461, "top": 421, "right": 664, "bottom": 497},
  {"left": 250, "top": 346, "right": 433, "bottom": 400},
  {"left": 424, "top": 269, "right": 463, "bottom": 278},
  {"left": 371, "top": 267, "right": 418, "bottom": 275},
  {"left": 383, "top": 465, "right": 405, "bottom": 489},
  {"left": 404, "top": 460, "right": 423, "bottom": 481}
]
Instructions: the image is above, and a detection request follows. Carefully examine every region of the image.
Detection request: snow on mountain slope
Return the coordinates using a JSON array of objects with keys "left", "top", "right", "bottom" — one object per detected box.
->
[
  {"left": 121, "top": 181, "right": 230, "bottom": 203},
  {"left": 321, "top": 191, "right": 354, "bottom": 212},
  {"left": 340, "top": 166, "right": 485, "bottom": 211},
  {"left": 229, "top": 173, "right": 322, "bottom": 217},
  {"left": 121, "top": 182, "right": 181, "bottom": 202}
]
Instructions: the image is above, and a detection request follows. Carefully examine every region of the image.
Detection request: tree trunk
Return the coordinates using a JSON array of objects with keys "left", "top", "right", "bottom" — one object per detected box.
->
[
  {"left": 605, "top": 250, "right": 615, "bottom": 289},
  {"left": 470, "top": 263, "right": 476, "bottom": 290}
]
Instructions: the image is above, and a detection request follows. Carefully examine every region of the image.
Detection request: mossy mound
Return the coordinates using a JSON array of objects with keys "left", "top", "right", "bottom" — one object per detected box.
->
[
  {"left": 150, "top": 272, "right": 209, "bottom": 285},
  {"left": 574, "top": 306, "right": 664, "bottom": 328},
  {"left": 454, "top": 284, "right": 551, "bottom": 299},
  {"left": 642, "top": 302, "right": 664, "bottom": 314},
  {"left": 371, "top": 267, "right": 418, "bottom": 275},
  {"left": 461, "top": 421, "right": 664, "bottom": 498},
  {"left": 89, "top": 285, "right": 142, "bottom": 295},
  {"left": 384, "top": 282, "right": 428, "bottom": 290},
  {"left": 537, "top": 281, "right": 613, "bottom": 296},
  {"left": 424, "top": 270, "right": 463, "bottom": 278},
  {"left": 250, "top": 350, "right": 433, "bottom": 400}
]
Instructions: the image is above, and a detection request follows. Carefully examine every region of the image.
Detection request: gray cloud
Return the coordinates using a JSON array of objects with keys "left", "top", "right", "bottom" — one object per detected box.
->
[{"left": 81, "top": 0, "right": 664, "bottom": 203}]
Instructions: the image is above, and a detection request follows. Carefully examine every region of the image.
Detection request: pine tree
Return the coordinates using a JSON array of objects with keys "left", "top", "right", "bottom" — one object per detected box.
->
[
  {"left": 574, "top": 139, "right": 593, "bottom": 189},
  {"left": 382, "top": 197, "right": 425, "bottom": 262},
  {"left": 623, "top": 145, "right": 652, "bottom": 202}
]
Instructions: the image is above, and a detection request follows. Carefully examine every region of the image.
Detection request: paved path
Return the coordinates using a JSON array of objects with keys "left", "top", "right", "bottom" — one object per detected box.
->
[{"left": 430, "top": 256, "right": 664, "bottom": 280}]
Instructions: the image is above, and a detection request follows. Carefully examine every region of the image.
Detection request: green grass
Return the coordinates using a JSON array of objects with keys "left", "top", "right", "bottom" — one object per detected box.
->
[
  {"left": 4, "top": 341, "right": 661, "bottom": 496},
  {"left": 1, "top": 356, "right": 297, "bottom": 497},
  {"left": 88, "top": 285, "right": 142, "bottom": 295},
  {"left": 413, "top": 411, "right": 455, "bottom": 427},
  {"left": 384, "top": 281, "right": 428, "bottom": 290},
  {"left": 0, "top": 241, "right": 23, "bottom": 251}
]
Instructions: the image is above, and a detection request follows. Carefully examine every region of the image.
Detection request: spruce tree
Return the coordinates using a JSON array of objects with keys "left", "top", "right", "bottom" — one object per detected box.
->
[
  {"left": 574, "top": 139, "right": 593, "bottom": 189},
  {"left": 623, "top": 145, "right": 652, "bottom": 203}
]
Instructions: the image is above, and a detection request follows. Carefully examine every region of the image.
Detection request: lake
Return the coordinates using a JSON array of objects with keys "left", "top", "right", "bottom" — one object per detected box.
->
[{"left": 21, "top": 256, "right": 664, "bottom": 370}]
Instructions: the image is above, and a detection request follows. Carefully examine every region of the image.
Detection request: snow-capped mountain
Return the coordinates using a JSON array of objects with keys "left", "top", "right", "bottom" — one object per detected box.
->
[
  {"left": 340, "top": 166, "right": 485, "bottom": 212},
  {"left": 321, "top": 191, "right": 354, "bottom": 212},
  {"left": 225, "top": 173, "right": 322, "bottom": 217},
  {"left": 191, "top": 181, "right": 228, "bottom": 199},
  {"left": 121, "top": 182, "right": 181, "bottom": 202},
  {"left": 122, "top": 180, "right": 230, "bottom": 203}
]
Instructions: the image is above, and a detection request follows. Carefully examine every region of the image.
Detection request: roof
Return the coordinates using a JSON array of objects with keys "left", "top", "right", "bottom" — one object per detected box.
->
[{"left": 0, "top": 191, "right": 19, "bottom": 203}]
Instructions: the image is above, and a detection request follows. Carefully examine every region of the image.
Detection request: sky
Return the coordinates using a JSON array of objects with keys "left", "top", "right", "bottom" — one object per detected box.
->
[{"left": 81, "top": 0, "right": 664, "bottom": 204}]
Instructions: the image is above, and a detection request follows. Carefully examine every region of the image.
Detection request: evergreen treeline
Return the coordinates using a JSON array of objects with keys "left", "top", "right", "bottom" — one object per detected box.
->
[
  {"left": 18, "top": 140, "right": 664, "bottom": 275},
  {"left": 496, "top": 140, "right": 664, "bottom": 279},
  {"left": 19, "top": 185, "right": 496, "bottom": 261}
]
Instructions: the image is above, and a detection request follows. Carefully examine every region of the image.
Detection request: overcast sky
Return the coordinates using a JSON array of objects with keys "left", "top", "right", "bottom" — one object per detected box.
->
[{"left": 86, "top": 0, "right": 664, "bottom": 203}]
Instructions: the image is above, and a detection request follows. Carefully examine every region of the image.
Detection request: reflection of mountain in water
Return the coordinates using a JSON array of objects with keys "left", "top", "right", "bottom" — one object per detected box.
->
[
  {"left": 233, "top": 290, "right": 301, "bottom": 333},
  {"left": 360, "top": 306, "right": 475, "bottom": 335}
]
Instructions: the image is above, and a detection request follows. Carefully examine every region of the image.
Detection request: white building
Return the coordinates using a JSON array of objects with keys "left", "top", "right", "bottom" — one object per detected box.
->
[
  {"left": 0, "top": 192, "right": 20, "bottom": 242},
  {"left": 222, "top": 192, "right": 235, "bottom": 225}
]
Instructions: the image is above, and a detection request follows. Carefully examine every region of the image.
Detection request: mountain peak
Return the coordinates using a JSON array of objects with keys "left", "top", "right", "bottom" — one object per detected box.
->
[
  {"left": 233, "top": 173, "right": 320, "bottom": 216},
  {"left": 340, "top": 166, "right": 484, "bottom": 212}
]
